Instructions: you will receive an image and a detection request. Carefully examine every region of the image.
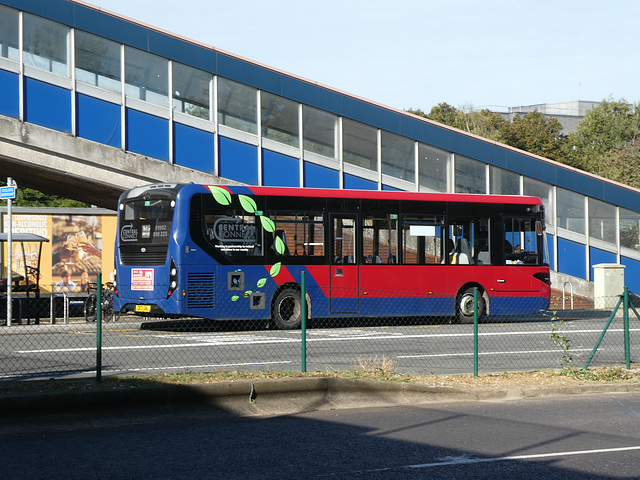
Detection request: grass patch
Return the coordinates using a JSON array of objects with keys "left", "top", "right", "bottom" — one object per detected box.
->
[
  {"left": 554, "top": 365, "right": 634, "bottom": 382},
  {"left": 1, "top": 363, "right": 639, "bottom": 397}
]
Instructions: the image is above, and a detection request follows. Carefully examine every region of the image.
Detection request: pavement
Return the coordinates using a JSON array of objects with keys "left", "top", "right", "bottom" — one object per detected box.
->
[{"left": 3, "top": 377, "right": 640, "bottom": 427}]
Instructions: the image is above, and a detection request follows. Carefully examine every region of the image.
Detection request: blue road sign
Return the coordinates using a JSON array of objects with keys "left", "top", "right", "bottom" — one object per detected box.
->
[{"left": 0, "top": 186, "right": 16, "bottom": 199}]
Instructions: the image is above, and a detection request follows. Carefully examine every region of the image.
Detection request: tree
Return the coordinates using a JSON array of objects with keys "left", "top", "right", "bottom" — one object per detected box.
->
[
  {"left": 500, "top": 110, "right": 568, "bottom": 161},
  {"left": 409, "top": 103, "right": 505, "bottom": 142},
  {"left": 599, "top": 142, "right": 640, "bottom": 189},
  {"left": 0, "top": 182, "right": 89, "bottom": 208},
  {"left": 567, "top": 99, "right": 640, "bottom": 173},
  {"left": 456, "top": 106, "right": 505, "bottom": 143},
  {"left": 424, "top": 102, "right": 461, "bottom": 128}
]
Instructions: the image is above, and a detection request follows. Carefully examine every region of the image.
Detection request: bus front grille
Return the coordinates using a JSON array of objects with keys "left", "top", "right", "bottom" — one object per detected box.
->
[
  {"left": 187, "top": 273, "right": 215, "bottom": 309},
  {"left": 119, "top": 247, "right": 168, "bottom": 266}
]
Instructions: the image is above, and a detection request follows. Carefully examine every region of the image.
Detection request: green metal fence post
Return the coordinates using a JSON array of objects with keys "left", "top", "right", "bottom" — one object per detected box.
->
[
  {"left": 474, "top": 287, "right": 478, "bottom": 377},
  {"left": 584, "top": 294, "right": 623, "bottom": 369},
  {"left": 301, "top": 271, "right": 307, "bottom": 373},
  {"left": 624, "top": 287, "right": 630, "bottom": 369},
  {"left": 96, "top": 273, "right": 102, "bottom": 382}
]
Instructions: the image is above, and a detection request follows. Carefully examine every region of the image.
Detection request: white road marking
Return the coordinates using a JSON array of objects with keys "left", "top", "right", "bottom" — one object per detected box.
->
[
  {"left": 14, "top": 326, "right": 637, "bottom": 354},
  {"left": 399, "top": 348, "right": 594, "bottom": 359},
  {"left": 346, "top": 445, "right": 640, "bottom": 475},
  {"left": 404, "top": 445, "right": 640, "bottom": 469}
]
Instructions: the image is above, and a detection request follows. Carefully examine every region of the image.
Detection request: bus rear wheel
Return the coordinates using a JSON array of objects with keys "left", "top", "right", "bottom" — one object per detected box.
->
[
  {"left": 272, "top": 288, "right": 302, "bottom": 330},
  {"left": 456, "top": 287, "right": 485, "bottom": 324}
]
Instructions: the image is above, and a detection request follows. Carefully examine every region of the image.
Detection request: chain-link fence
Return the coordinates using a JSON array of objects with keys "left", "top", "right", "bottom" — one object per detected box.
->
[{"left": 1, "top": 283, "right": 639, "bottom": 382}]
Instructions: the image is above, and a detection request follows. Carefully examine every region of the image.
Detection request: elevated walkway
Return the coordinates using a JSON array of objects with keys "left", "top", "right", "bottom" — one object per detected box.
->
[{"left": 0, "top": 115, "right": 235, "bottom": 208}]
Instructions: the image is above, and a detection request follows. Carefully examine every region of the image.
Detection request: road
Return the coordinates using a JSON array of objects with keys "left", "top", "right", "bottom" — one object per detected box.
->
[
  {"left": 1, "top": 392, "right": 640, "bottom": 479},
  {"left": 1, "top": 316, "right": 638, "bottom": 379}
]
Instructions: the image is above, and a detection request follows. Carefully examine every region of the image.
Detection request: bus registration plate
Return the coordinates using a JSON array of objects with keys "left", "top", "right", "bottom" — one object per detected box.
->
[{"left": 135, "top": 305, "right": 151, "bottom": 313}]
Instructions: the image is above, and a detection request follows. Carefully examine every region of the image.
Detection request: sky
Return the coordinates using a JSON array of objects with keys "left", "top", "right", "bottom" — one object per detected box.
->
[{"left": 82, "top": 0, "right": 640, "bottom": 113}]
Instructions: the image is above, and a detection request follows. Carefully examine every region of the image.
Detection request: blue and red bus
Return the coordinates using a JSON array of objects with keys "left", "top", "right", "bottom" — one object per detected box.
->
[{"left": 114, "top": 183, "right": 550, "bottom": 328}]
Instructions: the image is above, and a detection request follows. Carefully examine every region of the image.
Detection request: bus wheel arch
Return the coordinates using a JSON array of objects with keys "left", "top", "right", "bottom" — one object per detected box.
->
[
  {"left": 456, "top": 284, "right": 488, "bottom": 324},
  {"left": 271, "top": 284, "right": 311, "bottom": 330}
]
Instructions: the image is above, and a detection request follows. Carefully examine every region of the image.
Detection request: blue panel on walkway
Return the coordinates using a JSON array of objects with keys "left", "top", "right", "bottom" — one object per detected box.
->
[
  {"left": 281, "top": 76, "right": 343, "bottom": 113},
  {"left": 557, "top": 237, "right": 586, "bottom": 279},
  {"left": 174, "top": 122, "right": 214, "bottom": 173},
  {"left": 125, "top": 108, "right": 169, "bottom": 161},
  {"left": 219, "top": 136, "right": 258, "bottom": 185},
  {"left": 557, "top": 167, "right": 605, "bottom": 200},
  {"left": 77, "top": 94, "right": 121, "bottom": 148},
  {"left": 217, "top": 53, "right": 281, "bottom": 94},
  {"left": 72, "top": 4, "right": 148, "bottom": 50},
  {"left": 399, "top": 116, "right": 456, "bottom": 151},
  {"left": 24, "top": 78, "right": 71, "bottom": 133},
  {"left": 0, "top": 69, "right": 19, "bottom": 119},
  {"left": 7, "top": 0, "right": 73, "bottom": 24},
  {"left": 342, "top": 96, "right": 400, "bottom": 133},
  {"left": 505, "top": 150, "right": 557, "bottom": 184},
  {"left": 621, "top": 256, "right": 640, "bottom": 292},
  {"left": 303, "top": 162, "right": 339, "bottom": 188},
  {"left": 589, "top": 247, "right": 617, "bottom": 280},
  {"left": 382, "top": 184, "right": 401, "bottom": 191},
  {"left": 263, "top": 150, "right": 299, "bottom": 187},
  {"left": 454, "top": 135, "right": 508, "bottom": 168},
  {"left": 344, "top": 173, "right": 377, "bottom": 190},
  {"left": 603, "top": 182, "right": 639, "bottom": 212},
  {"left": 148, "top": 30, "right": 217, "bottom": 72}
]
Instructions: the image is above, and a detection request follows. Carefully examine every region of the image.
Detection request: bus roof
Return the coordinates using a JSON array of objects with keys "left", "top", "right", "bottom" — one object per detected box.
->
[{"left": 203, "top": 185, "right": 543, "bottom": 206}]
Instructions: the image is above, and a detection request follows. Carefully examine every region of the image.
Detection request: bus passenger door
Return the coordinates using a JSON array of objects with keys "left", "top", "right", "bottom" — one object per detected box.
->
[{"left": 330, "top": 214, "right": 359, "bottom": 314}]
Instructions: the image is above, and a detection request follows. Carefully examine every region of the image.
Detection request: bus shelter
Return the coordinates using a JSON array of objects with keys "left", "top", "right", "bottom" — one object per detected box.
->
[{"left": 1, "top": 232, "right": 49, "bottom": 325}]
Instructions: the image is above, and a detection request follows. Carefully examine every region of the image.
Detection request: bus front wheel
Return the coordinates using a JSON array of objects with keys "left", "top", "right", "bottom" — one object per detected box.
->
[
  {"left": 272, "top": 288, "right": 302, "bottom": 330},
  {"left": 457, "top": 288, "right": 485, "bottom": 324}
]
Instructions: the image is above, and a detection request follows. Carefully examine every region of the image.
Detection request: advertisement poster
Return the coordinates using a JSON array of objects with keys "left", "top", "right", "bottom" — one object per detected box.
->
[
  {"left": 51, "top": 215, "right": 102, "bottom": 293},
  {"left": 2, "top": 208, "right": 116, "bottom": 293}
]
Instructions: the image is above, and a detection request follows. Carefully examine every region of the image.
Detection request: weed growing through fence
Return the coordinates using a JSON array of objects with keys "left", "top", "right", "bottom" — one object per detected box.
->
[
  {"left": 549, "top": 311, "right": 574, "bottom": 366},
  {"left": 354, "top": 355, "right": 398, "bottom": 377}
]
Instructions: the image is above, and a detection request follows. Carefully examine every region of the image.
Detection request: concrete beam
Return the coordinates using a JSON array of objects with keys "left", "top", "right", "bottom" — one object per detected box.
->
[{"left": 0, "top": 115, "right": 236, "bottom": 209}]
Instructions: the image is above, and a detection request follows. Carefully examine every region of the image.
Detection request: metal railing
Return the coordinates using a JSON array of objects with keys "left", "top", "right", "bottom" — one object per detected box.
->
[{"left": 1, "top": 280, "right": 637, "bottom": 383}]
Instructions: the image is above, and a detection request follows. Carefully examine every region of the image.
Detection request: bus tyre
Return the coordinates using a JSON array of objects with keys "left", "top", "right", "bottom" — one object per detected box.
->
[
  {"left": 272, "top": 288, "right": 302, "bottom": 330},
  {"left": 457, "top": 288, "right": 485, "bottom": 324}
]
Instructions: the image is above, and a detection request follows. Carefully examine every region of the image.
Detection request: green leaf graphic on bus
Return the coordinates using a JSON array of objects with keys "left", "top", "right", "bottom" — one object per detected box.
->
[
  {"left": 260, "top": 216, "right": 276, "bottom": 232},
  {"left": 274, "top": 236, "right": 286, "bottom": 255},
  {"left": 231, "top": 295, "right": 240, "bottom": 302},
  {"left": 238, "top": 195, "right": 257, "bottom": 213},
  {"left": 270, "top": 262, "right": 281, "bottom": 277},
  {"left": 257, "top": 278, "right": 267, "bottom": 288},
  {"left": 207, "top": 186, "right": 232, "bottom": 205}
]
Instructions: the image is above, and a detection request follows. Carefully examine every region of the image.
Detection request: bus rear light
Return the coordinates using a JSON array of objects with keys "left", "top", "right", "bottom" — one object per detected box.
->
[{"left": 167, "top": 258, "right": 178, "bottom": 298}]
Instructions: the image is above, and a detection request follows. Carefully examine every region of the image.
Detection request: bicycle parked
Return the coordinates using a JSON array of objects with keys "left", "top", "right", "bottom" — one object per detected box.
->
[{"left": 84, "top": 282, "right": 120, "bottom": 323}]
